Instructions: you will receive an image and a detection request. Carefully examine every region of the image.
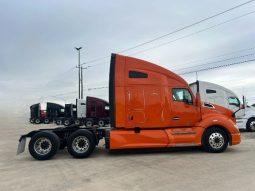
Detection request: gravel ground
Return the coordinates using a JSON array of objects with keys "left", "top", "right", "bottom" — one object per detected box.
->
[{"left": 0, "top": 114, "right": 254, "bottom": 191}]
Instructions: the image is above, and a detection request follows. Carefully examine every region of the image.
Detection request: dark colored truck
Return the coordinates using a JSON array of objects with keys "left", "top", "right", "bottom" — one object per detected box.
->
[
  {"left": 18, "top": 54, "right": 241, "bottom": 160},
  {"left": 58, "top": 96, "right": 110, "bottom": 127},
  {"left": 55, "top": 103, "right": 77, "bottom": 125},
  {"left": 30, "top": 102, "right": 64, "bottom": 124}
]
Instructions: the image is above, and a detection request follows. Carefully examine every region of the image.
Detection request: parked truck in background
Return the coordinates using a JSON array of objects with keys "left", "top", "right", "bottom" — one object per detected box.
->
[
  {"left": 30, "top": 102, "right": 64, "bottom": 124},
  {"left": 18, "top": 54, "right": 241, "bottom": 160},
  {"left": 190, "top": 81, "right": 255, "bottom": 132},
  {"left": 55, "top": 103, "right": 77, "bottom": 125},
  {"left": 56, "top": 96, "right": 110, "bottom": 127}
]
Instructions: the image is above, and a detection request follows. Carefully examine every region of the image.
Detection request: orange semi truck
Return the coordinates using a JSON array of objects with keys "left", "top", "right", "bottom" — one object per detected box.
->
[{"left": 17, "top": 54, "right": 241, "bottom": 160}]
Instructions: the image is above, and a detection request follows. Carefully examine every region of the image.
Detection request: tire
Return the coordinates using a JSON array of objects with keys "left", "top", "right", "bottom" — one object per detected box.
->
[
  {"left": 97, "top": 119, "right": 105, "bottom": 127},
  {"left": 44, "top": 118, "right": 50, "bottom": 124},
  {"left": 246, "top": 118, "right": 255, "bottom": 132},
  {"left": 67, "top": 129, "right": 96, "bottom": 158},
  {"left": 28, "top": 131, "right": 60, "bottom": 160},
  {"left": 202, "top": 127, "right": 228, "bottom": 153},
  {"left": 56, "top": 119, "right": 62, "bottom": 125},
  {"left": 35, "top": 118, "right": 41, "bottom": 124},
  {"left": 30, "top": 118, "right": 34, "bottom": 123},
  {"left": 63, "top": 119, "right": 71, "bottom": 126},
  {"left": 74, "top": 119, "right": 81, "bottom": 126},
  {"left": 85, "top": 120, "right": 93, "bottom": 127}
]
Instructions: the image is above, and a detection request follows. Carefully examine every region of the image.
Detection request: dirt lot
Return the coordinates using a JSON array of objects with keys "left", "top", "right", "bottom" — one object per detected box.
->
[{"left": 0, "top": 114, "right": 255, "bottom": 191}]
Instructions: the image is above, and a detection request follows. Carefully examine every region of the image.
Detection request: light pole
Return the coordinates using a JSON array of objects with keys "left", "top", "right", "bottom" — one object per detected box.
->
[{"left": 75, "top": 47, "right": 82, "bottom": 99}]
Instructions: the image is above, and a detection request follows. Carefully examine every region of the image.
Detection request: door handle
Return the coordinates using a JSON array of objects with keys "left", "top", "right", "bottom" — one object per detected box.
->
[{"left": 172, "top": 117, "right": 180, "bottom": 120}]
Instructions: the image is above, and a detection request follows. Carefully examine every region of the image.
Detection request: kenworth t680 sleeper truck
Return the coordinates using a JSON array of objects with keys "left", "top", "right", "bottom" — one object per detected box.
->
[{"left": 17, "top": 54, "right": 241, "bottom": 160}]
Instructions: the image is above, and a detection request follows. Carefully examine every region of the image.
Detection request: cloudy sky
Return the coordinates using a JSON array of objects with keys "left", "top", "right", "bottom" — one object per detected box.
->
[{"left": 0, "top": 0, "right": 255, "bottom": 116}]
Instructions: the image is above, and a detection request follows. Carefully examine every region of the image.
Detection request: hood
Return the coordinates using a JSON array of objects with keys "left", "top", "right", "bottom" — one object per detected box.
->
[{"left": 201, "top": 102, "right": 236, "bottom": 123}]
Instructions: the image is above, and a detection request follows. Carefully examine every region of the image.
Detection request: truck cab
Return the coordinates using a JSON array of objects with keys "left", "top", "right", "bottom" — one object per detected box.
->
[
  {"left": 109, "top": 54, "right": 240, "bottom": 150},
  {"left": 190, "top": 81, "right": 255, "bottom": 131}
]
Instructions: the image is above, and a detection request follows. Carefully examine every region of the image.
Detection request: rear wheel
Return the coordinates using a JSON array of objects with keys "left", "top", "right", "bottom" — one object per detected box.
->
[
  {"left": 63, "top": 119, "right": 71, "bottom": 126},
  {"left": 97, "top": 119, "right": 105, "bottom": 127},
  {"left": 85, "top": 120, "right": 93, "bottom": 127},
  {"left": 29, "top": 131, "right": 60, "bottom": 160},
  {"left": 56, "top": 119, "right": 62, "bottom": 125},
  {"left": 74, "top": 119, "right": 81, "bottom": 126},
  {"left": 202, "top": 127, "right": 228, "bottom": 153},
  {"left": 246, "top": 118, "right": 255, "bottom": 132},
  {"left": 35, "top": 118, "right": 41, "bottom": 124},
  {"left": 67, "top": 130, "right": 96, "bottom": 158},
  {"left": 44, "top": 118, "right": 50, "bottom": 124}
]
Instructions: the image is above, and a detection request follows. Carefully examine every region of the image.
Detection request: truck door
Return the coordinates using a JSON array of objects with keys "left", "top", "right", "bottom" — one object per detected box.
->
[
  {"left": 76, "top": 99, "right": 86, "bottom": 118},
  {"left": 170, "top": 88, "right": 200, "bottom": 127}
]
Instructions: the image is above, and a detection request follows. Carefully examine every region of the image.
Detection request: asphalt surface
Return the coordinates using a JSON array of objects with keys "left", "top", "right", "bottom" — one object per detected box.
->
[{"left": 0, "top": 115, "right": 255, "bottom": 191}]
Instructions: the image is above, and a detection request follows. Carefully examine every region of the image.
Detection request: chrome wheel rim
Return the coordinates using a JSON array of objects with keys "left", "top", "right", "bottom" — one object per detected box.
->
[
  {"left": 209, "top": 132, "right": 224, "bottom": 149},
  {"left": 250, "top": 121, "right": 255, "bottom": 131},
  {"left": 34, "top": 138, "right": 52, "bottom": 155},
  {"left": 72, "top": 136, "right": 90, "bottom": 153}
]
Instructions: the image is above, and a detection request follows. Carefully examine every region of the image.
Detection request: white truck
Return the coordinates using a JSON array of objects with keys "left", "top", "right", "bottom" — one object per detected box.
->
[{"left": 190, "top": 81, "right": 255, "bottom": 132}]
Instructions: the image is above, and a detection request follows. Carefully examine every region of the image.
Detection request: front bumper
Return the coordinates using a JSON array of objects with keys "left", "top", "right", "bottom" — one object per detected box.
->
[{"left": 231, "top": 132, "right": 241, "bottom": 145}]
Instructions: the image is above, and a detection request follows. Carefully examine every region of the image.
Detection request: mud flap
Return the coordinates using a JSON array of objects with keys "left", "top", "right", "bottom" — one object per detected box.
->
[{"left": 17, "top": 137, "right": 26, "bottom": 155}]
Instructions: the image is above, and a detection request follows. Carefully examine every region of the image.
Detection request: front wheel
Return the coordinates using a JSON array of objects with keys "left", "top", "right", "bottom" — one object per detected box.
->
[
  {"left": 67, "top": 130, "right": 96, "bottom": 158},
  {"left": 202, "top": 127, "right": 228, "bottom": 153},
  {"left": 30, "top": 118, "right": 34, "bottom": 123},
  {"left": 28, "top": 131, "right": 60, "bottom": 160},
  {"left": 246, "top": 118, "right": 255, "bottom": 132}
]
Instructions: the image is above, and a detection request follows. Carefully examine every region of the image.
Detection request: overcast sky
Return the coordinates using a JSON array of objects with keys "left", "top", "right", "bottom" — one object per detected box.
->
[{"left": 0, "top": 0, "right": 255, "bottom": 116}]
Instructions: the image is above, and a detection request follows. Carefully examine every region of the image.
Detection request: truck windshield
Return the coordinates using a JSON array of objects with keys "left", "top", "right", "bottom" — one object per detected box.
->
[{"left": 228, "top": 97, "right": 240, "bottom": 107}]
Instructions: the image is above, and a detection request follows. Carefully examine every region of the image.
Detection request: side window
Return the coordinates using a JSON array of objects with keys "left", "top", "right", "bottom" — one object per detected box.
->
[
  {"left": 206, "top": 89, "right": 216, "bottom": 94},
  {"left": 172, "top": 88, "right": 193, "bottom": 104},
  {"left": 228, "top": 97, "right": 240, "bottom": 107},
  {"left": 129, "top": 71, "right": 148, "bottom": 78}
]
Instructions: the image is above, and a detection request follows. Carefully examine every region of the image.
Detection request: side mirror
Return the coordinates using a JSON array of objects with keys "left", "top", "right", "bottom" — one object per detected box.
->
[{"left": 240, "top": 104, "right": 245, "bottom": 109}]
